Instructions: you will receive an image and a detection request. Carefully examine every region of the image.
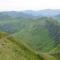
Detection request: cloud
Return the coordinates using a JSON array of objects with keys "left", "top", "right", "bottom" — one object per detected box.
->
[{"left": 0, "top": 0, "right": 60, "bottom": 11}]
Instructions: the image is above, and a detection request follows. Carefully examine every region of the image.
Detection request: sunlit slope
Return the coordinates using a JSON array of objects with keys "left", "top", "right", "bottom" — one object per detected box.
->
[
  {"left": 0, "top": 32, "right": 43, "bottom": 60},
  {"left": 0, "top": 18, "right": 54, "bottom": 52},
  {"left": 0, "top": 17, "right": 60, "bottom": 60},
  {"left": 0, "top": 32, "right": 57, "bottom": 60},
  {"left": 0, "top": 17, "right": 60, "bottom": 52}
]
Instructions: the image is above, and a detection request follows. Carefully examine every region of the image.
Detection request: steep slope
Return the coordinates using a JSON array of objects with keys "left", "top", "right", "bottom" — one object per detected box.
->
[
  {"left": 0, "top": 32, "right": 57, "bottom": 60},
  {"left": 10, "top": 18, "right": 60, "bottom": 53},
  {"left": 0, "top": 17, "right": 60, "bottom": 60},
  {"left": 0, "top": 32, "right": 43, "bottom": 60},
  {"left": 0, "top": 17, "right": 60, "bottom": 53}
]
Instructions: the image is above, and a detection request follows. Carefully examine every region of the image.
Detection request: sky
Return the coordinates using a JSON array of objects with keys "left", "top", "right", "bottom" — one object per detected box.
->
[{"left": 0, "top": 0, "right": 60, "bottom": 11}]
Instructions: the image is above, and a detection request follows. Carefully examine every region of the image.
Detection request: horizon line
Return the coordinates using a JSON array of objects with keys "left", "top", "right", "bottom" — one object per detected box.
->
[{"left": 0, "top": 9, "right": 60, "bottom": 12}]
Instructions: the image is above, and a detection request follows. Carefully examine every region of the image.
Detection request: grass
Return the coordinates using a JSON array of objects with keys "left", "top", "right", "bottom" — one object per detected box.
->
[
  {"left": 0, "top": 17, "right": 60, "bottom": 60},
  {"left": 0, "top": 32, "right": 58, "bottom": 60},
  {"left": 0, "top": 32, "right": 43, "bottom": 60}
]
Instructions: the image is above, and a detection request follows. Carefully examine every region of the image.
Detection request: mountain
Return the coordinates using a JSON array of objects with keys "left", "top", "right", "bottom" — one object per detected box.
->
[
  {"left": 0, "top": 32, "right": 57, "bottom": 60},
  {"left": 0, "top": 32, "right": 42, "bottom": 60},
  {"left": 0, "top": 10, "right": 60, "bottom": 60},
  {"left": 0, "top": 9, "right": 60, "bottom": 18}
]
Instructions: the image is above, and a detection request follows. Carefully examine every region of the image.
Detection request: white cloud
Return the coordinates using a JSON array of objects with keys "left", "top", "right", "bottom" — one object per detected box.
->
[{"left": 0, "top": 0, "right": 60, "bottom": 11}]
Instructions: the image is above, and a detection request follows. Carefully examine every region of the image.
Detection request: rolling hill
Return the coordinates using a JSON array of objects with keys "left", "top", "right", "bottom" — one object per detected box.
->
[
  {"left": 0, "top": 17, "right": 60, "bottom": 53},
  {"left": 0, "top": 32, "right": 57, "bottom": 60},
  {"left": 19, "top": 9, "right": 60, "bottom": 17},
  {"left": 0, "top": 32, "right": 43, "bottom": 60},
  {"left": 0, "top": 11, "right": 60, "bottom": 60},
  {"left": 0, "top": 9, "right": 60, "bottom": 18}
]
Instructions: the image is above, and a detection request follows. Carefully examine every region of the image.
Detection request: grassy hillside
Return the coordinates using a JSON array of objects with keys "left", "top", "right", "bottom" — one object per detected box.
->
[
  {"left": 0, "top": 17, "right": 60, "bottom": 60},
  {"left": 7, "top": 18, "right": 59, "bottom": 53},
  {"left": 0, "top": 32, "right": 43, "bottom": 60},
  {"left": 0, "top": 32, "right": 57, "bottom": 60}
]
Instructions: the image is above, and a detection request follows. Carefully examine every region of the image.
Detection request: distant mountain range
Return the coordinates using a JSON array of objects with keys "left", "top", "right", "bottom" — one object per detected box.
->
[{"left": 0, "top": 9, "right": 60, "bottom": 18}]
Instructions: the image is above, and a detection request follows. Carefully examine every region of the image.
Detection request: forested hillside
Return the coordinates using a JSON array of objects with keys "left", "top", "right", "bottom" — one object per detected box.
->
[{"left": 0, "top": 11, "right": 60, "bottom": 60}]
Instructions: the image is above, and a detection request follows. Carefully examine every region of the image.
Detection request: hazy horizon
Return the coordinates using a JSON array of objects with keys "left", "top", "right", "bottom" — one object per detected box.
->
[{"left": 0, "top": 0, "right": 60, "bottom": 11}]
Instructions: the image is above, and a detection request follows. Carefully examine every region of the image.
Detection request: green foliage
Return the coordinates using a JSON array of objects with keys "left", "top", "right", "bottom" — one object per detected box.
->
[
  {"left": 46, "top": 20, "right": 60, "bottom": 46},
  {"left": 0, "top": 32, "right": 43, "bottom": 60},
  {"left": 0, "top": 17, "right": 60, "bottom": 60},
  {"left": 0, "top": 32, "right": 57, "bottom": 60}
]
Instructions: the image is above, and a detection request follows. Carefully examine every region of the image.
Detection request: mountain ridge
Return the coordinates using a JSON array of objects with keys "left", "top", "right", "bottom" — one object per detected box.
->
[{"left": 0, "top": 9, "right": 60, "bottom": 18}]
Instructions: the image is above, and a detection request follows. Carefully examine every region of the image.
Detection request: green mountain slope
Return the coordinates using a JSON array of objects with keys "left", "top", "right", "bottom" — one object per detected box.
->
[
  {"left": 0, "top": 32, "right": 42, "bottom": 60},
  {"left": 0, "top": 32, "right": 57, "bottom": 60},
  {"left": 8, "top": 18, "right": 59, "bottom": 53},
  {"left": 0, "top": 17, "right": 60, "bottom": 60}
]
